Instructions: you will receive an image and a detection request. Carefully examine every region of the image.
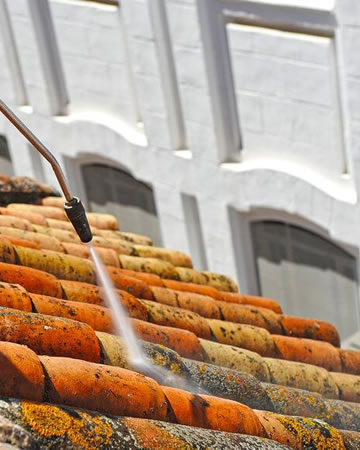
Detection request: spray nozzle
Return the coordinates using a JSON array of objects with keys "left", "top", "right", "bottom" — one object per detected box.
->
[{"left": 64, "top": 197, "right": 93, "bottom": 243}]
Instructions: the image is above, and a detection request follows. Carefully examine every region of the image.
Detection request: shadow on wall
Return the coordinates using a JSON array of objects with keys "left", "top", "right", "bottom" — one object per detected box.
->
[
  {"left": 0, "top": 135, "right": 14, "bottom": 176},
  {"left": 81, "top": 163, "right": 162, "bottom": 246}
]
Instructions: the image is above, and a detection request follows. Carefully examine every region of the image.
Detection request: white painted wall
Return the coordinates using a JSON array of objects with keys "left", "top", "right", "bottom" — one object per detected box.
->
[{"left": 1, "top": 0, "right": 360, "bottom": 322}]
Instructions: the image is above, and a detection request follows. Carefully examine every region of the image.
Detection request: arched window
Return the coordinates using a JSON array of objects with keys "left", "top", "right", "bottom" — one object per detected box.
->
[
  {"left": 81, "top": 164, "right": 162, "bottom": 245},
  {"left": 0, "top": 135, "right": 14, "bottom": 176},
  {"left": 251, "top": 221, "right": 359, "bottom": 341}
]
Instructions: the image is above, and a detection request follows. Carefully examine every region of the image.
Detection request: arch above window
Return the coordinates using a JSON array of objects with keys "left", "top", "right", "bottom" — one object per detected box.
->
[
  {"left": 81, "top": 163, "right": 162, "bottom": 245},
  {"left": 251, "top": 220, "right": 360, "bottom": 342}
]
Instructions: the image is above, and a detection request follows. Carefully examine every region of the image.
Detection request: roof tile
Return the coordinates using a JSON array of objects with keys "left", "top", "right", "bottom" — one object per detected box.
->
[
  {"left": 40, "top": 355, "right": 169, "bottom": 420},
  {"left": 0, "top": 262, "right": 62, "bottom": 297},
  {"left": 0, "top": 307, "right": 101, "bottom": 362},
  {"left": 162, "top": 386, "right": 266, "bottom": 435},
  {"left": 0, "top": 342, "right": 44, "bottom": 402},
  {"left": 264, "top": 358, "right": 339, "bottom": 398},
  {"left": 280, "top": 316, "right": 340, "bottom": 347},
  {"left": 273, "top": 335, "right": 342, "bottom": 372}
]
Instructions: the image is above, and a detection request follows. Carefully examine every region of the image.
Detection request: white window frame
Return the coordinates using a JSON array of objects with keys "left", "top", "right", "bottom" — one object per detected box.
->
[{"left": 197, "top": 0, "right": 350, "bottom": 170}]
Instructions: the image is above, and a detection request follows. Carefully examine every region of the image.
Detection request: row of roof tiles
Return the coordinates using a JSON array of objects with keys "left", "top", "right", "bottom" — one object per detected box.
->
[
  {"left": 0, "top": 193, "right": 359, "bottom": 448},
  {"left": 1, "top": 340, "right": 359, "bottom": 449}
]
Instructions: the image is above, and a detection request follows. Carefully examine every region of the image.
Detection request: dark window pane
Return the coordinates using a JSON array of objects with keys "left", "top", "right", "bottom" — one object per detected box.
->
[
  {"left": 81, "top": 163, "right": 162, "bottom": 245},
  {"left": 251, "top": 220, "right": 359, "bottom": 341}
]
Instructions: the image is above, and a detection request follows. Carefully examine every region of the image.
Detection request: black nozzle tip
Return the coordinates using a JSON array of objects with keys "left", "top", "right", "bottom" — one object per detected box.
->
[{"left": 64, "top": 197, "right": 93, "bottom": 243}]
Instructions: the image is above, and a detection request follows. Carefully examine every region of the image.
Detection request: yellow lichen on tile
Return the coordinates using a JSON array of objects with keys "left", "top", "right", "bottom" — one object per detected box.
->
[
  {"left": 277, "top": 415, "right": 345, "bottom": 449},
  {"left": 21, "top": 402, "right": 112, "bottom": 449}
]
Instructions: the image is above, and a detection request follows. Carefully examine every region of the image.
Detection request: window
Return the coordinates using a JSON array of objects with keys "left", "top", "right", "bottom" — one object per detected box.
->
[
  {"left": 82, "top": 164, "right": 162, "bottom": 245},
  {"left": 0, "top": 135, "right": 14, "bottom": 176},
  {"left": 251, "top": 221, "right": 360, "bottom": 341}
]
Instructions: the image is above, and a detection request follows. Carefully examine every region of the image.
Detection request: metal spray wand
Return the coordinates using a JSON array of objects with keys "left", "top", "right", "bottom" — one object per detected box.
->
[{"left": 0, "top": 99, "right": 92, "bottom": 243}]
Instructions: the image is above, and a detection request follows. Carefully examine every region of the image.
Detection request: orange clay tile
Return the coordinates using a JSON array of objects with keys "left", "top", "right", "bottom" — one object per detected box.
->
[
  {"left": 201, "top": 271, "right": 238, "bottom": 292},
  {"left": 117, "top": 269, "right": 166, "bottom": 287},
  {"left": 60, "top": 279, "right": 104, "bottom": 304},
  {"left": 0, "top": 235, "right": 41, "bottom": 249},
  {"left": 273, "top": 335, "right": 342, "bottom": 372},
  {"left": 92, "top": 246, "right": 120, "bottom": 267},
  {"left": 7, "top": 203, "right": 68, "bottom": 221},
  {"left": 142, "top": 300, "right": 211, "bottom": 339},
  {"left": 62, "top": 242, "right": 91, "bottom": 259},
  {"left": 107, "top": 267, "right": 154, "bottom": 299},
  {"left": 0, "top": 227, "right": 64, "bottom": 252},
  {"left": 14, "top": 246, "right": 96, "bottom": 284},
  {"left": 45, "top": 217, "right": 79, "bottom": 230},
  {"left": 0, "top": 341, "right": 44, "bottom": 402},
  {"left": 119, "top": 254, "right": 180, "bottom": 279},
  {"left": 330, "top": 372, "right": 360, "bottom": 403},
  {"left": 163, "top": 279, "right": 224, "bottom": 300},
  {"left": 51, "top": 282, "right": 149, "bottom": 320},
  {"left": 0, "top": 262, "right": 62, "bottom": 297},
  {"left": 175, "top": 267, "right": 209, "bottom": 285},
  {"left": 218, "top": 302, "right": 282, "bottom": 334},
  {"left": 133, "top": 245, "right": 193, "bottom": 268},
  {"left": 151, "top": 286, "right": 221, "bottom": 319},
  {"left": 40, "top": 356, "right": 168, "bottom": 419},
  {"left": 200, "top": 339, "right": 271, "bottom": 381},
  {"left": 207, "top": 319, "right": 276, "bottom": 357},
  {"left": 62, "top": 242, "right": 120, "bottom": 267},
  {"left": 30, "top": 294, "right": 113, "bottom": 333},
  {"left": 116, "top": 290, "right": 149, "bottom": 320},
  {"left": 340, "top": 349, "right": 360, "bottom": 375},
  {"left": 116, "top": 231, "right": 153, "bottom": 246},
  {"left": 41, "top": 196, "right": 65, "bottom": 208},
  {"left": 0, "top": 307, "right": 101, "bottom": 363},
  {"left": 60, "top": 279, "right": 147, "bottom": 320},
  {"left": 162, "top": 386, "right": 265, "bottom": 436},
  {"left": 280, "top": 315, "right": 340, "bottom": 347},
  {"left": 46, "top": 217, "right": 102, "bottom": 234},
  {"left": 86, "top": 212, "right": 119, "bottom": 230},
  {"left": 264, "top": 358, "right": 339, "bottom": 398},
  {"left": 0, "top": 215, "right": 32, "bottom": 230},
  {"left": 0, "top": 282, "right": 32, "bottom": 312},
  {"left": 254, "top": 410, "right": 299, "bottom": 448},
  {"left": 90, "top": 235, "right": 134, "bottom": 255},
  {"left": 0, "top": 206, "right": 47, "bottom": 225},
  {"left": 220, "top": 292, "right": 283, "bottom": 314},
  {"left": 131, "top": 318, "right": 204, "bottom": 360},
  {"left": 0, "top": 237, "right": 17, "bottom": 264},
  {"left": 255, "top": 411, "right": 346, "bottom": 449},
  {"left": 31, "top": 225, "right": 79, "bottom": 244}
]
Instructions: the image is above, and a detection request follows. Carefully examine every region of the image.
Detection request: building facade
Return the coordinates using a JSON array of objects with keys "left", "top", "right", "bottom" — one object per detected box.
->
[{"left": 1, "top": 0, "right": 360, "bottom": 343}]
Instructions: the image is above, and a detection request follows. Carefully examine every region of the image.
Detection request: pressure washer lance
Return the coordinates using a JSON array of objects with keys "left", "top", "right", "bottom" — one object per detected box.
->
[{"left": 0, "top": 99, "right": 92, "bottom": 243}]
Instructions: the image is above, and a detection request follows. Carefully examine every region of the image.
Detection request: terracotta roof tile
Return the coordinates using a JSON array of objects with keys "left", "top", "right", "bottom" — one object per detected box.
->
[
  {"left": 0, "top": 308, "right": 101, "bottom": 362},
  {"left": 340, "top": 349, "right": 360, "bottom": 376},
  {"left": 273, "top": 335, "right": 342, "bottom": 372}
]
